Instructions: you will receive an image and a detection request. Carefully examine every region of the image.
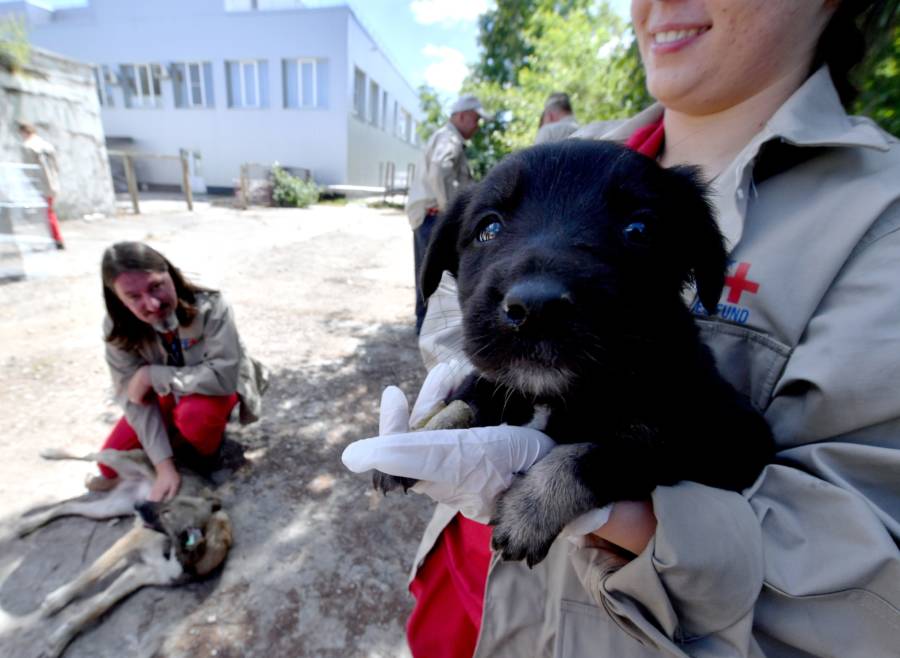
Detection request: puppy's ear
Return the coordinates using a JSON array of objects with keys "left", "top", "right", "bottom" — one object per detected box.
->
[
  {"left": 419, "top": 187, "right": 472, "bottom": 300},
  {"left": 666, "top": 166, "right": 728, "bottom": 313}
]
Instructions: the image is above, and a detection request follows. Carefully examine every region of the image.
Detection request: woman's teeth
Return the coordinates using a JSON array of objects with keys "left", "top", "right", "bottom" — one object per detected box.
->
[{"left": 653, "top": 27, "right": 707, "bottom": 44}]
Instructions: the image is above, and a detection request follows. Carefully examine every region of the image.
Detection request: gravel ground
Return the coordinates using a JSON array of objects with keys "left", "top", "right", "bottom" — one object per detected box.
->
[{"left": 0, "top": 197, "right": 436, "bottom": 657}]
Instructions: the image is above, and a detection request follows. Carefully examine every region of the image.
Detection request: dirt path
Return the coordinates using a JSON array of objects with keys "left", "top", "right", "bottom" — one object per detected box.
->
[{"left": 0, "top": 198, "right": 437, "bottom": 657}]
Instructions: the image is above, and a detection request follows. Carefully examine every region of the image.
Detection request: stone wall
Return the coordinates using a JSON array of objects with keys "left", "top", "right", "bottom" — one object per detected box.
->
[{"left": 1, "top": 47, "right": 115, "bottom": 219}]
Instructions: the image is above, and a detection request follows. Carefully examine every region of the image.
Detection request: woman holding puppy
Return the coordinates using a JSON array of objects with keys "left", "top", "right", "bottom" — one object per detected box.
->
[
  {"left": 346, "top": 0, "right": 900, "bottom": 656},
  {"left": 94, "top": 242, "right": 266, "bottom": 502}
]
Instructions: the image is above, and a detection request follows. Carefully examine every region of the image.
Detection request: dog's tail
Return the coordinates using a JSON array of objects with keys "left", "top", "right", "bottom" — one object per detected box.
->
[{"left": 39, "top": 448, "right": 95, "bottom": 462}]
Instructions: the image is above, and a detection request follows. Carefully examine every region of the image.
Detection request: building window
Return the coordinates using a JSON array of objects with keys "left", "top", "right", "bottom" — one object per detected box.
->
[
  {"left": 119, "top": 63, "right": 162, "bottom": 108},
  {"left": 172, "top": 62, "right": 215, "bottom": 108},
  {"left": 399, "top": 108, "right": 412, "bottom": 142},
  {"left": 381, "top": 91, "right": 388, "bottom": 130},
  {"left": 283, "top": 58, "right": 327, "bottom": 108},
  {"left": 393, "top": 101, "right": 399, "bottom": 136},
  {"left": 226, "top": 60, "right": 269, "bottom": 108},
  {"left": 353, "top": 67, "right": 366, "bottom": 117},
  {"left": 94, "top": 65, "right": 115, "bottom": 107},
  {"left": 368, "top": 80, "right": 380, "bottom": 126}
]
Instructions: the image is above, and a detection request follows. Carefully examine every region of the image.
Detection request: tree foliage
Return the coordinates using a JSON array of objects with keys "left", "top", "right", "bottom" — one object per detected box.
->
[
  {"left": 416, "top": 85, "right": 446, "bottom": 144},
  {"left": 463, "top": 1, "right": 650, "bottom": 174},
  {"left": 854, "top": 4, "right": 900, "bottom": 137},
  {"left": 0, "top": 15, "right": 30, "bottom": 72},
  {"left": 417, "top": 0, "right": 899, "bottom": 179}
]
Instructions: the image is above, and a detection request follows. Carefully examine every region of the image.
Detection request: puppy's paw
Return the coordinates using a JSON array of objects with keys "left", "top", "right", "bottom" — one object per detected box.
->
[
  {"left": 372, "top": 470, "right": 418, "bottom": 495},
  {"left": 490, "top": 443, "right": 598, "bottom": 567},
  {"left": 40, "top": 589, "right": 71, "bottom": 617}
]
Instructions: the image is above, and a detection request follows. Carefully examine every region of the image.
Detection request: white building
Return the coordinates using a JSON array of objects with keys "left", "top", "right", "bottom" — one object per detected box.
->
[{"left": 3, "top": 0, "right": 423, "bottom": 191}]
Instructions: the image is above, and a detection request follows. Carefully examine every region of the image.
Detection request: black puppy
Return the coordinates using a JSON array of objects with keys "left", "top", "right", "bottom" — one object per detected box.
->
[{"left": 386, "top": 139, "right": 773, "bottom": 566}]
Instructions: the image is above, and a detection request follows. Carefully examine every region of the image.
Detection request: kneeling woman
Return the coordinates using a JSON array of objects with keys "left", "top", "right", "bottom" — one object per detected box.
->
[{"left": 94, "top": 241, "right": 266, "bottom": 501}]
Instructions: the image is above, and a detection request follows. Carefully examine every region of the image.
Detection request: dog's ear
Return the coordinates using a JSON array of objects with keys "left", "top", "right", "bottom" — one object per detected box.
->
[
  {"left": 419, "top": 187, "right": 473, "bottom": 300},
  {"left": 666, "top": 165, "right": 728, "bottom": 313}
]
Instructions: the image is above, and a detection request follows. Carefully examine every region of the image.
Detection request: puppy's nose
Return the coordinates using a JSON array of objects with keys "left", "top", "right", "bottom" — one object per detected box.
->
[{"left": 502, "top": 278, "right": 573, "bottom": 328}]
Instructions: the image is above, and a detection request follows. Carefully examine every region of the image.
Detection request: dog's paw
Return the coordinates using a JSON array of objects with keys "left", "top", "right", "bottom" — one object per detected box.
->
[
  {"left": 490, "top": 443, "right": 598, "bottom": 567},
  {"left": 372, "top": 470, "right": 418, "bottom": 495},
  {"left": 39, "top": 589, "right": 71, "bottom": 617},
  {"left": 490, "top": 473, "right": 560, "bottom": 566}
]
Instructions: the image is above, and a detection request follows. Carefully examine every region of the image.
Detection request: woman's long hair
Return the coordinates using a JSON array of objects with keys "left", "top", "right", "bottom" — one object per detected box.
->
[
  {"left": 101, "top": 242, "right": 214, "bottom": 353},
  {"left": 816, "top": 0, "right": 898, "bottom": 107}
]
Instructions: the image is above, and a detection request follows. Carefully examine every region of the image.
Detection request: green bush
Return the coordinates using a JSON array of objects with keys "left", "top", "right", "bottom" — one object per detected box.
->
[
  {"left": 0, "top": 16, "right": 30, "bottom": 72},
  {"left": 271, "top": 164, "right": 319, "bottom": 208}
]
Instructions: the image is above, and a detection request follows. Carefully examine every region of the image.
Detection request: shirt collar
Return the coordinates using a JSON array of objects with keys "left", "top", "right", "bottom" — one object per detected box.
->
[
  {"left": 585, "top": 67, "right": 890, "bottom": 154},
  {"left": 151, "top": 312, "right": 179, "bottom": 333}
]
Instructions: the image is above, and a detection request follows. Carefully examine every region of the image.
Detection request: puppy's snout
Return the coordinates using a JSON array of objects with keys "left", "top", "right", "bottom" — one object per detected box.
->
[{"left": 502, "top": 278, "right": 573, "bottom": 329}]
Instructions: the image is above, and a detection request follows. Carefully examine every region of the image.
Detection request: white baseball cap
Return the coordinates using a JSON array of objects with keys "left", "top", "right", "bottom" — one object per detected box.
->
[{"left": 450, "top": 94, "right": 493, "bottom": 119}]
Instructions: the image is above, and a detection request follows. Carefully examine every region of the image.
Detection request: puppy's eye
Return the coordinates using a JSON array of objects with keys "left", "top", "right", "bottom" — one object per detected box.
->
[
  {"left": 622, "top": 221, "right": 650, "bottom": 245},
  {"left": 476, "top": 215, "right": 503, "bottom": 243},
  {"left": 479, "top": 222, "right": 501, "bottom": 242}
]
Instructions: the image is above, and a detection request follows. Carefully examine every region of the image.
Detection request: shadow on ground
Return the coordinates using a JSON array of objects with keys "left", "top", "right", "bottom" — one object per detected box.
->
[{"left": 0, "top": 320, "right": 433, "bottom": 658}]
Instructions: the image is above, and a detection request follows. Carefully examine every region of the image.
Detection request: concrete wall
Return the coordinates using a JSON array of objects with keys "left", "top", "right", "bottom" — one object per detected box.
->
[
  {"left": 345, "top": 13, "right": 421, "bottom": 186},
  {"left": 0, "top": 47, "right": 115, "bottom": 219},
  {"left": 9, "top": 1, "right": 423, "bottom": 189}
]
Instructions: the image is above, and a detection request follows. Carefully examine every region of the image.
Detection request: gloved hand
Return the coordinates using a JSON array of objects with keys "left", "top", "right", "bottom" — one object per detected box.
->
[{"left": 342, "top": 361, "right": 556, "bottom": 523}]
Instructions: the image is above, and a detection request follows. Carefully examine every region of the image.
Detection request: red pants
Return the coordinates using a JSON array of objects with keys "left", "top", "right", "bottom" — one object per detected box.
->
[
  {"left": 99, "top": 393, "right": 238, "bottom": 478},
  {"left": 407, "top": 514, "right": 493, "bottom": 658},
  {"left": 46, "top": 196, "right": 64, "bottom": 247}
]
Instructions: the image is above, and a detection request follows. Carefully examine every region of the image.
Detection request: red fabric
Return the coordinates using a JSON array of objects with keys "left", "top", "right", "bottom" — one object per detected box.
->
[
  {"left": 406, "top": 118, "right": 669, "bottom": 657},
  {"left": 624, "top": 116, "right": 665, "bottom": 158},
  {"left": 45, "top": 196, "right": 64, "bottom": 247},
  {"left": 407, "top": 514, "right": 494, "bottom": 658},
  {"left": 98, "top": 392, "right": 238, "bottom": 478}
]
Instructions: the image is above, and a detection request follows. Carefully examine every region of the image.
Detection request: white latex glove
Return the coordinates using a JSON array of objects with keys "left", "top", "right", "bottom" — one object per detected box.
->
[{"left": 342, "top": 361, "right": 556, "bottom": 523}]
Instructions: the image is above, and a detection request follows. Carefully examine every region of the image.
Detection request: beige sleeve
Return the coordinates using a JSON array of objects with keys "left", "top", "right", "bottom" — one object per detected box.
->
[
  {"left": 105, "top": 338, "right": 172, "bottom": 465},
  {"left": 426, "top": 134, "right": 464, "bottom": 210},
  {"left": 148, "top": 294, "right": 242, "bottom": 398}
]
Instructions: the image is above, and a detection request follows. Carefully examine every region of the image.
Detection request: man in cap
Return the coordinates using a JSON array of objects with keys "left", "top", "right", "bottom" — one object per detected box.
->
[
  {"left": 406, "top": 94, "right": 491, "bottom": 333},
  {"left": 534, "top": 92, "right": 580, "bottom": 145}
]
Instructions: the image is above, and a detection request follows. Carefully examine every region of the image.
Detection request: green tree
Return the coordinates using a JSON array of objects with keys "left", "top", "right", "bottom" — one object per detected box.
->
[
  {"left": 0, "top": 15, "right": 30, "bottom": 72},
  {"left": 416, "top": 85, "right": 446, "bottom": 144},
  {"left": 854, "top": 3, "right": 900, "bottom": 137},
  {"left": 463, "top": 2, "right": 650, "bottom": 173}
]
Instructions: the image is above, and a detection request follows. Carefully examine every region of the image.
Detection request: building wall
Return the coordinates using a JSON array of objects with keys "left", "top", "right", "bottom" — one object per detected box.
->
[
  {"left": 0, "top": 47, "right": 115, "bottom": 219},
  {"left": 345, "top": 12, "right": 421, "bottom": 187},
  {"left": 9, "top": 0, "right": 423, "bottom": 189}
]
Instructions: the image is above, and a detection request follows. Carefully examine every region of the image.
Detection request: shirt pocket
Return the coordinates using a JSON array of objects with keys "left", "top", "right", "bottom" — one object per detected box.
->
[
  {"left": 555, "top": 600, "right": 665, "bottom": 658},
  {"left": 695, "top": 319, "right": 792, "bottom": 413}
]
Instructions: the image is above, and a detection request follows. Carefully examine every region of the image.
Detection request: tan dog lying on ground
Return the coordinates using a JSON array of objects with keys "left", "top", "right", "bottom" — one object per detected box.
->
[{"left": 17, "top": 449, "right": 233, "bottom": 658}]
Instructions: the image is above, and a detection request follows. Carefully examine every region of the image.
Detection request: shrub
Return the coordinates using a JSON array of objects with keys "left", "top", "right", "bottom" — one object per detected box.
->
[
  {"left": 271, "top": 164, "right": 319, "bottom": 208},
  {"left": 0, "top": 16, "right": 30, "bottom": 72}
]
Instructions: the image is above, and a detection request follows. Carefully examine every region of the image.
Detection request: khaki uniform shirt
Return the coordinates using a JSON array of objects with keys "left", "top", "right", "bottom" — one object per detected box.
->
[
  {"left": 417, "top": 68, "right": 900, "bottom": 657},
  {"left": 534, "top": 115, "right": 580, "bottom": 145},
  {"left": 104, "top": 291, "right": 268, "bottom": 465},
  {"left": 406, "top": 122, "right": 471, "bottom": 229},
  {"left": 21, "top": 134, "right": 60, "bottom": 197}
]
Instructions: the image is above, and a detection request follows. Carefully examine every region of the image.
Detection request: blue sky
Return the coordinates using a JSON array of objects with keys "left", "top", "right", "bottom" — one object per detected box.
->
[{"left": 12, "top": 0, "right": 631, "bottom": 101}]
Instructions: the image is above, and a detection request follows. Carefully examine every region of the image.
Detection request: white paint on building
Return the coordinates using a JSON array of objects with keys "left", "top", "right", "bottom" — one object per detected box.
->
[{"left": 3, "top": 0, "right": 423, "bottom": 189}]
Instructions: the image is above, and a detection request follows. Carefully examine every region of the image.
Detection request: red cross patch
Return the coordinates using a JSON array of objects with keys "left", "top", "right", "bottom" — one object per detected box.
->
[{"left": 724, "top": 262, "right": 760, "bottom": 304}]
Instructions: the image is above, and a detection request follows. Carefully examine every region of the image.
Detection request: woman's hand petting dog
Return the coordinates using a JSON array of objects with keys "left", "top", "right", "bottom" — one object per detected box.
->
[{"left": 148, "top": 457, "right": 182, "bottom": 502}]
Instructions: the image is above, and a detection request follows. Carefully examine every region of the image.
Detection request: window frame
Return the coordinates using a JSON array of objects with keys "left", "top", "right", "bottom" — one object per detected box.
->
[
  {"left": 120, "top": 63, "right": 162, "bottom": 109},
  {"left": 285, "top": 57, "right": 319, "bottom": 108},
  {"left": 230, "top": 59, "right": 263, "bottom": 108},
  {"left": 353, "top": 67, "right": 366, "bottom": 118},
  {"left": 172, "top": 60, "right": 213, "bottom": 108}
]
